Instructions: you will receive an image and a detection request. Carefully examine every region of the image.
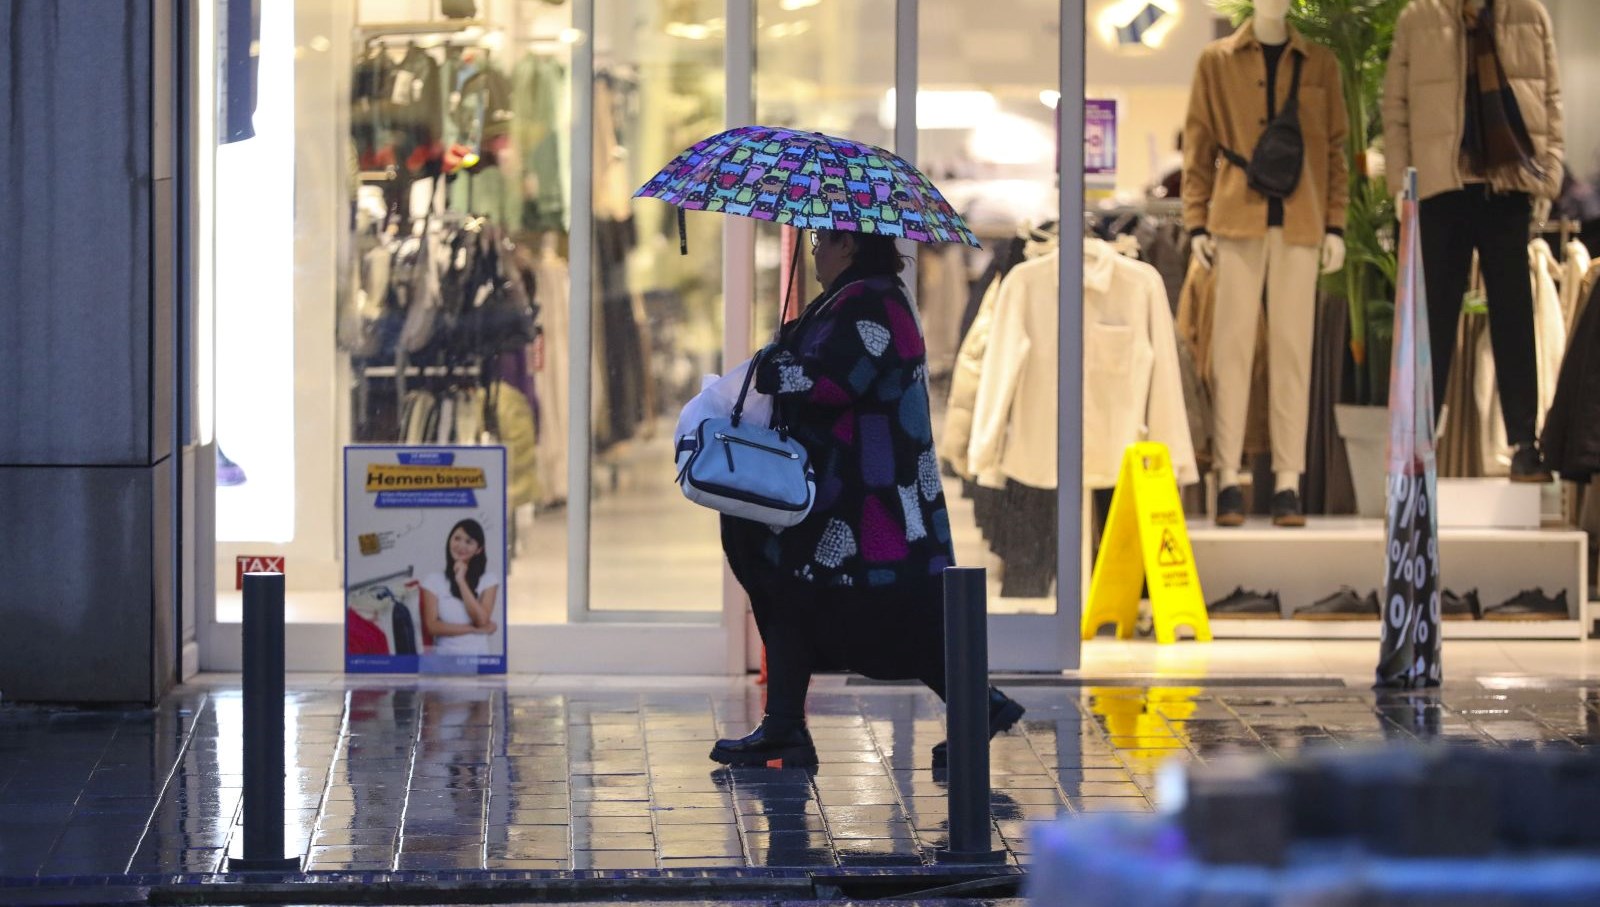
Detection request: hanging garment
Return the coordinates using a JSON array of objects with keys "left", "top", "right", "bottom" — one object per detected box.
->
[
  {"left": 1541, "top": 279, "right": 1600, "bottom": 481},
  {"left": 917, "top": 243, "right": 968, "bottom": 379},
  {"left": 1563, "top": 239, "right": 1592, "bottom": 334},
  {"left": 492, "top": 380, "right": 540, "bottom": 510},
  {"left": 1530, "top": 238, "right": 1568, "bottom": 431},
  {"left": 940, "top": 277, "right": 1000, "bottom": 481},
  {"left": 1304, "top": 292, "right": 1356, "bottom": 514},
  {"left": 402, "top": 390, "right": 437, "bottom": 444},
  {"left": 1439, "top": 310, "right": 1491, "bottom": 477},
  {"left": 968, "top": 239, "right": 1197, "bottom": 491},
  {"left": 512, "top": 54, "right": 567, "bottom": 232},
  {"left": 453, "top": 386, "right": 487, "bottom": 443},
  {"left": 533, "top": 244, "right": 571, "bottom": 504}
]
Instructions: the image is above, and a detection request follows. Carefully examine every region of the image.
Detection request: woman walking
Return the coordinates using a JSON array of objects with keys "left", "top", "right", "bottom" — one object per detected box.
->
[{"left": 714, "top": 228, "right": 1023, "bottom": 767}]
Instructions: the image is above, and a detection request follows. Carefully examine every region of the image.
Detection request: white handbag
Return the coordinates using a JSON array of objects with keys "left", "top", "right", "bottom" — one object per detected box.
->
[{"left": 674, "top": 348, "right": 815, "bottom": 527}]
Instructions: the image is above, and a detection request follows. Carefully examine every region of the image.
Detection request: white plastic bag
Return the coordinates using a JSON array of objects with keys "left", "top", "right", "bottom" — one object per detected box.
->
[{"left": 674, "top": 357, "right": 774, "bottom": 449}]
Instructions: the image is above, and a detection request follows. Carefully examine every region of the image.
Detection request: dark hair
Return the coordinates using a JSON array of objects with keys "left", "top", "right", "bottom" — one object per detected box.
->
[
  {"left": 848, "top": 232, "right": 909, "bottom": 276},
  {"left": 445, "top": 518, "right": 488, "bottom": 602}
]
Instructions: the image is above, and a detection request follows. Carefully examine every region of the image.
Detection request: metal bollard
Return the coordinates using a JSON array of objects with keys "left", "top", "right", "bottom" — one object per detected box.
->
[
  {"left": 228, "top": 572, "right": 300, "bottom": 872},
  {"left": 936, "top": 567, "right": 1006, "bottom": 864}
]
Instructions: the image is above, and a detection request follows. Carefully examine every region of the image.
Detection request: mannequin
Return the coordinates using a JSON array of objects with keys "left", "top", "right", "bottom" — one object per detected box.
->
[
  {"left": 1383, "top": 0, "right": 1564, "bottom": 481},
  {"left": 1183, "top": 0, "right": 1349, "bottom": 527}
]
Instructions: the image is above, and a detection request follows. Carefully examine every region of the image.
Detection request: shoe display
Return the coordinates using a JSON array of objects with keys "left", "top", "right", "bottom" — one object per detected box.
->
[
  {"left": 1482, "top": 588, "right": 1569, "bottom": 621},
  {"left": 1440, "top": 588, "right": 1482, "bottom": 621},
  {"left": 932, "top": 686, "right": 1026, "bottom": 767},
  {"left": 709, "top": 719, "right": 818, "bottom": 767},
  {"left": 1509, "top": 443, "right": 1553, "bottom": 484},
  {"left": 216, "top": 446, "right": 247, "bottom": 487},
  {"left": 1293, "top": 586, "right": 1379, "bottom": 620},
  {"left": 1270, "top": 489, "right": 1306, "bottom": 527},
  {"left": 1207, "top": 586, "right": 1283, "bottom": 619},
  {"left": 1215, "top": 485, "right": 1246, "bottom": 527}
]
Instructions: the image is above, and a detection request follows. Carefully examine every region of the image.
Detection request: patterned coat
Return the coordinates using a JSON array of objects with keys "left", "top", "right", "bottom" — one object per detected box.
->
[{"left": 749, "top": 269, "right": 956, "bottom": 590}]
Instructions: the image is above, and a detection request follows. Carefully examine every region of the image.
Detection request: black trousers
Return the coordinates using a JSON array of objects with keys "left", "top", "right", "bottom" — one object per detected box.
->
[
  {"left": 722, "top": 517, "right": 947, "bottom": 723},
  {"left": 1419, "top": 186, "right": 1538, "bottom": 446}
]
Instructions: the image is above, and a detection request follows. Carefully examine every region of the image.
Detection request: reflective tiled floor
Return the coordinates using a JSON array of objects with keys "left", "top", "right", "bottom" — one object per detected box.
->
[{"left": 5, "top": 670, "right": 1600, "bottom": 879}]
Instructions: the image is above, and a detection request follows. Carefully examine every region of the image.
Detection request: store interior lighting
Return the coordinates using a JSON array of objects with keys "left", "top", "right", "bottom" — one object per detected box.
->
[
  {"left": 1095, "top": 0, "right": 1180, "bottom": 50},
  {"left": 879, "top": 88, "right": 999, "bottom": 131}
]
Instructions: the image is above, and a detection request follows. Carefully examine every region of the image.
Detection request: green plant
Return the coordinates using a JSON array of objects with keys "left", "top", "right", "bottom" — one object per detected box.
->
[{"left": 1210, "top": 0, "right": 1409, "bottom": 404}]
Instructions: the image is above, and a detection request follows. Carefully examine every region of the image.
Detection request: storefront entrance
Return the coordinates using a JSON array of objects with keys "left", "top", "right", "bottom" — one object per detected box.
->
[{"left": 189, "top": 0, "right": 1088, "bottom": 676}]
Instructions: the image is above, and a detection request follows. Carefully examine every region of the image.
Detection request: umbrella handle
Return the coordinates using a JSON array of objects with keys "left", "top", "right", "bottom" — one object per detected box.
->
[{"left": 678, "top": 207, "right": 688, "bottom": 255}]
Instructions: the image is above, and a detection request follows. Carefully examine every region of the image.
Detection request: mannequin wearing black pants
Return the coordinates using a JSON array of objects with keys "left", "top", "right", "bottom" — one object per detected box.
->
[{"left": 1421, "top": 186, "right": 1540, "bottom": 455}]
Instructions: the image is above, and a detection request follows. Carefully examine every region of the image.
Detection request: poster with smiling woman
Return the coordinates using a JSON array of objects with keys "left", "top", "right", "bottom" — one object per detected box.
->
[{"left": 343, "top": 446, "right": 508, "bottom": 674}]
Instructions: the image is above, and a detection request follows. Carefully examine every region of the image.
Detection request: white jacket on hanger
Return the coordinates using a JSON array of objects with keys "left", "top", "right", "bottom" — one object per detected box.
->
[
  {"left": 1563, "top": 238, "right": 1592, "bottom": 336},
  {"left": 966, "top": 238, "right": 1198, "bottom": 491},
  {"left": 1530, "top": 239, "right": 1566, "bottom": 430}
]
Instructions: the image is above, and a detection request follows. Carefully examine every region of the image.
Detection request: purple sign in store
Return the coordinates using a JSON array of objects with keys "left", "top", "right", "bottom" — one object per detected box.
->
[{"left": 1085, "top": 99, "right": 1118, "bottom": 175}]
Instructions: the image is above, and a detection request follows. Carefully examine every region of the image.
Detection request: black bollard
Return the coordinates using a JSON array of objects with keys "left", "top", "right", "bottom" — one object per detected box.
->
[
  {"left": 228, "top": 572, "right": 299, "bottom": 872},
  {"left": 936, "top": 567, "right": 1005, "bottom": 864}
]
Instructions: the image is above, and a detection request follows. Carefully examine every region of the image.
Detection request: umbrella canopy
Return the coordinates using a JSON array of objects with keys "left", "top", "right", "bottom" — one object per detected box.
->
[
  {"left": 635, "top": 125, "right": 980, "bottom": 248},
  {"left": 1376, "top": 167, "right": 1441, "bottom": 690}
]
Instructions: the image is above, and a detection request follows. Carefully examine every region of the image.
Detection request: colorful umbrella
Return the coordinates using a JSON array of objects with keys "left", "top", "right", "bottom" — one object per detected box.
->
[
  {"left": 1376, "top": 167, "right": 1441, "bottom": 690},
  {"left": 635, "top": 125, "right": 980, "bottom": 249}
]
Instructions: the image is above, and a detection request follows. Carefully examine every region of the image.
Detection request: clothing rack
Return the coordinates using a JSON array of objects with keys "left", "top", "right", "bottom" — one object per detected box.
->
[{"left": 356, "top": 20, "right": 487, "bottom": 46}]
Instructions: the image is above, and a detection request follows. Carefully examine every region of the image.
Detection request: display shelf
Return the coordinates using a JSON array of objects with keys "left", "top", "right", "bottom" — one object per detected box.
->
[
  {"left": 1196, "top": 619, "right": 1583, "bottom": 640},
  {"left": 1186, "top": 516, "right": 1587, "bottom": 641}
]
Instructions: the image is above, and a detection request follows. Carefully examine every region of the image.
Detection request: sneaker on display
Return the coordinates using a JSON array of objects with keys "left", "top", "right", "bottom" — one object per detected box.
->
[
  {"left": 1206, "top": 586, "right": 1282, "bottom": 619},
  {"left": 1440, "top": 588, "right": 1482, "bottom": 621},
  {"left": 1293, "top": 586, "right": 1379, "bottom": 621},
  {"left": 1482, "top": 588, "right": 1568, "bottom": 621}
]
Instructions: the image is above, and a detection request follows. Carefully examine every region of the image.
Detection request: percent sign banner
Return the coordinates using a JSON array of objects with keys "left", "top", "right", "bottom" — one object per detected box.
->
[{"left": 1376, "top": 169, "right": 1441, "bottom": 690}]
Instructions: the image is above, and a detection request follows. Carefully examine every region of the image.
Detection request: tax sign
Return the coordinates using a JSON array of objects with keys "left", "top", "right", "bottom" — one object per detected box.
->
[{"left": 236, "top": 555, "right": 285, "bottom": 590}]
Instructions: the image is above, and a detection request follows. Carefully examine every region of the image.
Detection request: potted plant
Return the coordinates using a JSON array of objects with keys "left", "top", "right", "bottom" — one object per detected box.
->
[{"left": 1212, "top": 0, "right": 1407, "bottom": 516}]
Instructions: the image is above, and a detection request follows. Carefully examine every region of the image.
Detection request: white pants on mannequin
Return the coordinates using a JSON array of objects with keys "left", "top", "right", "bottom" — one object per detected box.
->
[{"left": 1209, "top": 228, "right": 1322, "bottom": 491}]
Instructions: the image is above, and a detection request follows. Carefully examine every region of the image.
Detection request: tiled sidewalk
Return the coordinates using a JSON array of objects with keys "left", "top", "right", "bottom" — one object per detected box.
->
[{"left": 2, "top": 674, "right": 1599, "bottom": 880}]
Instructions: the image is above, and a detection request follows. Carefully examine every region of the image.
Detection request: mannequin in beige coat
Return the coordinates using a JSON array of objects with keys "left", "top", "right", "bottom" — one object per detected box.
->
[{"left": 1382, "top": 0, "right": 1563, "bottom": 481}]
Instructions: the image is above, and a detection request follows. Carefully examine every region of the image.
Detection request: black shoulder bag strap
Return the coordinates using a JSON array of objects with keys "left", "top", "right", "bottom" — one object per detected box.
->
[{"left": 1220, "top": 49, "right": 1304, "bottom": 169}]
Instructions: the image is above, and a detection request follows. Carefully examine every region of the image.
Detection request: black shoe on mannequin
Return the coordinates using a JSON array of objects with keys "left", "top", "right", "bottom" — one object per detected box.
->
[
  {"left": 710, "top": 717, "right": 818, "bottom": 766},
  {"left": 1509, "top": 443, "right": 1553, "bottom": 484}
]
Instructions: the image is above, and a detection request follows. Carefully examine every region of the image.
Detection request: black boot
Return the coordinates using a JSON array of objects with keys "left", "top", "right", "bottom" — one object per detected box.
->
[
  {"left": 932, "top": 687, "right": 1026, "bottom": 766},
  {"left": 709, "top": 717, "right": 817, "bottom": 767}
]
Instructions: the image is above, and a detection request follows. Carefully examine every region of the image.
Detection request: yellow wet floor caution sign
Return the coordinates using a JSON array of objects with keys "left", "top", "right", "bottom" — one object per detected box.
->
[{"left": 1082, "top": 443, "right": 1211, "bottom": 643}]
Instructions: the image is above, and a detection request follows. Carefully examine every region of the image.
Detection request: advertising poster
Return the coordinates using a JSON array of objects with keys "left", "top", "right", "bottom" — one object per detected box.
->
[
  {"left": 1085, "top": 99, "right": 1118, "bottom": 175},
  {"left": 344, "top": 446, "right": 508, "bottom": 675}
]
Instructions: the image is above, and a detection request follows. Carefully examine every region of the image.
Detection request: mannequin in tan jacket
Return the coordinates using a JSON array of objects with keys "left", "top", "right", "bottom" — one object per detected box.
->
[
  {"left": 1184, "top": 0, "right": 1349, "bottom": 527},
  {"left": 1383, "top": 0, "right": 1563, "bottom": 482}
]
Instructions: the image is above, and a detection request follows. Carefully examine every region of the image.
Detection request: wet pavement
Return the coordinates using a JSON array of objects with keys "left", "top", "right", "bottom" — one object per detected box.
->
[{"left": 3, "top": 673, "right": 1600, "bottom": 883}]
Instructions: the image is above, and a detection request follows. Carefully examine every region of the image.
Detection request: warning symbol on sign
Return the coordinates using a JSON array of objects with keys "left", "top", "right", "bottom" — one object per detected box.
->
[{"left": 1157, "top": 528, "right": 1187, "bottom": 567}]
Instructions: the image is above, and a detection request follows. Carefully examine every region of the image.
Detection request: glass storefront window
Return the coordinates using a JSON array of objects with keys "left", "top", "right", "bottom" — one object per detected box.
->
[
  {"left": 919, "top": 0, "right": 1061, "bottom": 616},
  {"left": 215, "top": 0, "right": 576, "bottom": 629},
  {"left": 586, "top": 1, "right": 726, "bottom": 615}
]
